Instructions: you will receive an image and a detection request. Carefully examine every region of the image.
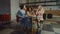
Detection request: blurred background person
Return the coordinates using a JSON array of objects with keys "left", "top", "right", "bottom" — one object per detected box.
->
[
  {"left": 17, "top": 4, "right": 26, "bottom": 18},
  {"left": 36, "top": 5, "right": 45, "bottom": 34}
]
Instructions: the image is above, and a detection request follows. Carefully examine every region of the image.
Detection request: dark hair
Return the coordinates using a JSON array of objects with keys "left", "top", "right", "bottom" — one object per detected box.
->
[
  {"left": 19, "top": 4, "right": 25, "bottom": 9},
  {"left": 27, "top": 7, "right": 33, "bottom": 11}
]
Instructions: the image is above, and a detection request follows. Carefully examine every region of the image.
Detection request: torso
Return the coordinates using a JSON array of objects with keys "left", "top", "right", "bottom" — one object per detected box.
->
[
  {"left": 36, "top": 10, "right": 44, "bottom": 20},
  {"left": 20, "top": 9, "right": 26, "bottom": 16}
]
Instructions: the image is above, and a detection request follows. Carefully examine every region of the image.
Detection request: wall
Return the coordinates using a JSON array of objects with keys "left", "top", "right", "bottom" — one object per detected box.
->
[
  {"left": 44, "top": 6, "right": 60, "bottom": 10},
  {"left": 0, "top": 0, "right": 10, "bottom": 14},
  {"left": 19, "top": 0, "right": 26, "bottom": 3},
  {"left": 11, "top": 0, "right": 19, "bottom": 21}
]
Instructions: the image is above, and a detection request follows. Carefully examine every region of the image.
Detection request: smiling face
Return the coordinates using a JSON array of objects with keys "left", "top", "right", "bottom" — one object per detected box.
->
[{"left": 28, "top": 7, "right": 33, "bottom": 12}]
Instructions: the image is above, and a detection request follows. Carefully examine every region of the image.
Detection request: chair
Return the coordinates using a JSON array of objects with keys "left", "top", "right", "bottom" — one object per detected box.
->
[
  {"left": 47, "top": 14, "right": 53, "bottom": 19},
  {"left": 43, "top": 14, "right": 46, "bottom": 20}
]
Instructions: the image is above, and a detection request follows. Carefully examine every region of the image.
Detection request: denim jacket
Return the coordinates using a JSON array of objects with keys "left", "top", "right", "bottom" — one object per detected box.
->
[{"left": 17, "top": 9, "right": 31, "bottom": 28}]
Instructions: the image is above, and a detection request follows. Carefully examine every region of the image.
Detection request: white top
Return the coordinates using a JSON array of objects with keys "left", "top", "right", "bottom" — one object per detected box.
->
[
  {"left": 36, "top": 8, "right": 45, "bottom": 20},
  {"left": 20, "top": 9, "right": 25, "bottom": 16},
  {"left": 17, "top": 9, "right": 26, "bottom": 17}
]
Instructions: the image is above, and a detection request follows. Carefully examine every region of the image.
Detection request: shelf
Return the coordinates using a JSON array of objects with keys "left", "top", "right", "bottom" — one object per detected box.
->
[
  {"left": 19, "top": 0, "right": 57, "bottom": 4},
  {"left": 19, "top": 0, "right": 60, "bottom": 7},
  {"left": 26, "top": 5, "right": 59, "bottom": 7}
]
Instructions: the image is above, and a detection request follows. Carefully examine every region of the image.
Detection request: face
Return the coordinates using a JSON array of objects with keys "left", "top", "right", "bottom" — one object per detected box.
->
[
  {"left": 29, "top": 8, "right": 32, "bottom": 11},
  {"left": 38, "top": 6, "right": 42, "bottom": 11},
  {"left": 23, "top": 5, "right": 26, "bottom": 10}
]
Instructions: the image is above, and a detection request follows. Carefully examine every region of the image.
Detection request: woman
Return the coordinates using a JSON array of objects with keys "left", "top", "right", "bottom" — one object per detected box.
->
[
  {"left": 36, "top": 6, "right": 45, "bottom": 23},
  {"left": 27, "top": 7, "right": 34, "bottom": 17},
  {"left": 27, "top": 7, "right": 37, "bottom": 34},
  {"left": 17, "top": 4, "right": 31, "bottom": 28},
  {"left": 36, "top": 5, "right": 45, "bottom": 34}
]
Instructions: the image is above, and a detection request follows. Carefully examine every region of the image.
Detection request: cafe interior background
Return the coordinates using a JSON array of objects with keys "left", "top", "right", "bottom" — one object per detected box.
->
[{"left": 0, "top": 0, "right": 60, "bottom": 34}]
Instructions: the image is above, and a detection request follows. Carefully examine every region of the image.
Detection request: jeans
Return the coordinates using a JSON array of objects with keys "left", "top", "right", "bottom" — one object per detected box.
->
[{"left": 19, "top": 17, "right": 32, "bottom": 29}]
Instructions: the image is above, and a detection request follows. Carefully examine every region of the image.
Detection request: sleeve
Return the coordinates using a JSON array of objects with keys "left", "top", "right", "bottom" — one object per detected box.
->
[{"left": 17, "top": 10, "right": 23, "bottom": 17}]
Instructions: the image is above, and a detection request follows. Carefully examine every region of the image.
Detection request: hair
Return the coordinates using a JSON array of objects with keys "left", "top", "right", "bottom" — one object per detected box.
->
[
  {"left": 19, "top": 4, "right": 25, "bottom": 9},
  {"left": 27, "top": 6, "right": 33, "bottom": 11},
  {"left": 37, "top": 5, "right": 44, "bottom": 11}
]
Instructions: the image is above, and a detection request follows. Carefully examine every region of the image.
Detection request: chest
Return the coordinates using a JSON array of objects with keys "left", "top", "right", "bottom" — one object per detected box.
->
[{"left": 21, "top": 11, "right": 25, "bottom": 15}]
